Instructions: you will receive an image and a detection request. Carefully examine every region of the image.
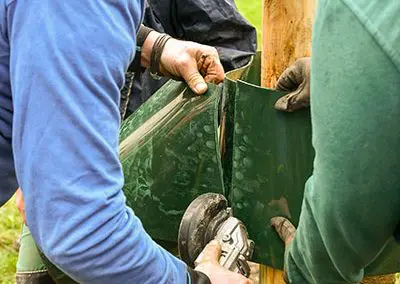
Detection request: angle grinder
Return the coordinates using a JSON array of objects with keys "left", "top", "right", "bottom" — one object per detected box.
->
[{"left": 178, "top": 193, "right": 254, "bottom": 277}]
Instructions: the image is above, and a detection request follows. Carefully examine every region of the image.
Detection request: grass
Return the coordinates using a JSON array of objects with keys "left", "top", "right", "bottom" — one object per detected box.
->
[
  {"left": 0, "top": 195, "right": 22, "bottom": 284},
  {"left": 0, "top": 3, "right": 262, "bottom": 284}
]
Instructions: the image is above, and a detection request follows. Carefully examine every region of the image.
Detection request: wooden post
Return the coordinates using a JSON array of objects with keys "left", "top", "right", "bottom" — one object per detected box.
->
[
  {"left": 261, "top": 0, "right": 315, "bottom": 89},
  {"left": 260, "top": 0, "right": 315, "bottom": 283}
]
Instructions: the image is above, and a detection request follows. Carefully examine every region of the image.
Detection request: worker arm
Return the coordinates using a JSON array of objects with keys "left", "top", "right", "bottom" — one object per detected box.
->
[
  {"left": 8, "top": 1, "right": 189, "bottom": 283},
  {"left": 283, "top": 1, "right": 400, "bottom": 283}
]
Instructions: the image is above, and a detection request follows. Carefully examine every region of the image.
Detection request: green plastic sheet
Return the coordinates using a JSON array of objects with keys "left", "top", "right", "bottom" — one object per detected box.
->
[
  {"left": 228, "top": 81, "right": 313, "bottom": 268},
  {"left": 120, "top": 81, "right": 225, "bottom": 242}
]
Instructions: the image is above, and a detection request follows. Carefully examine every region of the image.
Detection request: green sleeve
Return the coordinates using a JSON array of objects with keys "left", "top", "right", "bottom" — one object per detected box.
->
[{"left": 286, "top": 0, "right": 400, "bottom": 283}]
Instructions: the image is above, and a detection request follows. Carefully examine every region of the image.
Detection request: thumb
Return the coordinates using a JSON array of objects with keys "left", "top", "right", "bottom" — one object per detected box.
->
[
  {"left": 274, "top": 87, "right": 307, "bottom": 112},
  {"left": 181, "top": 66, "right": 208, "bottom": 95},
  {"left": 274, "top": 91, "right": 302, "bottom": 112},
  {"left": 274, "top": 93, "right": 293, "bottom": 112},
  {"left": 195, "top": 240, "right": 221, "bottom": 266}
]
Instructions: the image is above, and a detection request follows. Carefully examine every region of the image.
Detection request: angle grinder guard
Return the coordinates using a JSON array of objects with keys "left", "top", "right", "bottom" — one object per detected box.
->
[{"left": 178, "top": 193, "right": 254, "bottom": 277}]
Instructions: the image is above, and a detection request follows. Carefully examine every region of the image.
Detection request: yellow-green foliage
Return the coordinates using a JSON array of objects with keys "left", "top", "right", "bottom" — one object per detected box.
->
[
  {"left": 0, "top": 195, "right": 22, "bottom": 284},
  {"left": 235, "top": 0, "right": 262, "bottom": 48}
]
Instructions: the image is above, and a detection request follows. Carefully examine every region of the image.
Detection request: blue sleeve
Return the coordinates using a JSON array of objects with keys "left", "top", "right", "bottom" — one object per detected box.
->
[{"left": 8, "top": 1, "right": 187, "bottom": 283}]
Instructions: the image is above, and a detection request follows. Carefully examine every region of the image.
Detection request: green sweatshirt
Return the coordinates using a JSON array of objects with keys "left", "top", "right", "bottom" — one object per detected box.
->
[{"left": 286, "top": 0, "right": 400, "bottom": 283}]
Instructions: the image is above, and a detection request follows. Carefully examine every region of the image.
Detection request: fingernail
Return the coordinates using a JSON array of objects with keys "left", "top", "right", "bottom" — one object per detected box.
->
[{"left": 195, "top": 82, "right": 207, "bottom": 94}]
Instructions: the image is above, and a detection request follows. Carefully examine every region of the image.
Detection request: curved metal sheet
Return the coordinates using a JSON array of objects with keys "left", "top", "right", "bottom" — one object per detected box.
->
[
  {"left": 229, "top": 80, "right": 314, "bottom": 268},
  {"left": 120, "top": 81, "right": 225, "bottom": 242}
]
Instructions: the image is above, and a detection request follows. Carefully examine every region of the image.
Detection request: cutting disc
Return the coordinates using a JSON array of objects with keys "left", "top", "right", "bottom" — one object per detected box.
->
[{"left": 178, "top": 193, "right": 229, "bottom": 267}]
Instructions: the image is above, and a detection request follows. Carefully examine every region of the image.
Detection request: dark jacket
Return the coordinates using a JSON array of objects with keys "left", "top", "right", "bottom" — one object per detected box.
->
[{"left": 125, "top": 0, "right": 257, "bottom": 116}]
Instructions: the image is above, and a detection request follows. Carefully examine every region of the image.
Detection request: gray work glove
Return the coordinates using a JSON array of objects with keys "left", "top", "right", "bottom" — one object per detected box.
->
[
  {"left": 271, "top": 217, "right": 297, "bottom": 284},
  {"left": 274, "top": 57, "right": 311, "bottom": 112}
]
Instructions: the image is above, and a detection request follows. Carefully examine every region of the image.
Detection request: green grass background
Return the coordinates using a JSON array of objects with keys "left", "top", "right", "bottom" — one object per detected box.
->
[
  {"left": 0, "top": 196, "right": 21, "bottom": 284},
  {"left": 235, "top": 0, "right": 262, "bottom": 48}
]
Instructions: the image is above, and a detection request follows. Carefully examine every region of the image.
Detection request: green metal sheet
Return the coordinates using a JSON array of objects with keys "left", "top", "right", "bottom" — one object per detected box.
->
[
  {"left": 242, "top": 51, "right": 261, "bottom": 86},
  {"left": 226, "top": 57, "right": 400, "bottom": 274},
  {"left": 119, "top": 81, "right": 225, "bottom": 242},
  {"left": 229, "top": 80, "right": 313, "bottom": 268},
  {"left": 220, "top": 58, "right": 254, "bottom": 197}
]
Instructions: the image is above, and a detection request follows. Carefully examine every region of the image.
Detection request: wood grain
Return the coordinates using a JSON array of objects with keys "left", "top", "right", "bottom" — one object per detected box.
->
[{"left": 261, "top": 0, "right": 315, "bottom": 88}]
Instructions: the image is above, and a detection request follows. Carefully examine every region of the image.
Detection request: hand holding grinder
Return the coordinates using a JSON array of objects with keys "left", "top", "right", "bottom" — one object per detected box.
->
[{"left": 178, "top": 193, "right": 254, "bottom": 277}]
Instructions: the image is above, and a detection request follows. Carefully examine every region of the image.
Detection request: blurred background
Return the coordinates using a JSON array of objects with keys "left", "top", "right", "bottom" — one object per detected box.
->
[{"left": 236, "top": 0, "right": 262, "bottom": 47}]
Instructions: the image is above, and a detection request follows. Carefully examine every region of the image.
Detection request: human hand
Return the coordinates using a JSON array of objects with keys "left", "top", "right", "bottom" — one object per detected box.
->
[
  {"left": 159, "top": 39, "right": 225, "bottom": 95},
  {"left": 271, "top": 217, "right": 296, "bottom": 247},
  {"left": 271, "top": 217, "right": 296, "bottom": 283},
  {"left": 15, "top": 188, "right": 27, "bottom": 225},
  {"left": 141, "top": 31, "right": 225, "bottom": 95},
  {"left": 274, "top": 57, "right": 311, "bottom": 112},
  {"left": 195, "top": 240, "right": 252, "bottom": 284}
]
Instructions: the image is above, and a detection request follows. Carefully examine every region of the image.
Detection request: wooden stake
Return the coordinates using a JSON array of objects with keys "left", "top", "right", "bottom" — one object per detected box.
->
[
  {"left": 260, "top": 266, "right": 285, "bottom": 284},
  {"left": 260, "top": 0, "right": 315, "bottom": 283},
  {"left": 261, "top": 0, "right": 315, "bottom": 89}
]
